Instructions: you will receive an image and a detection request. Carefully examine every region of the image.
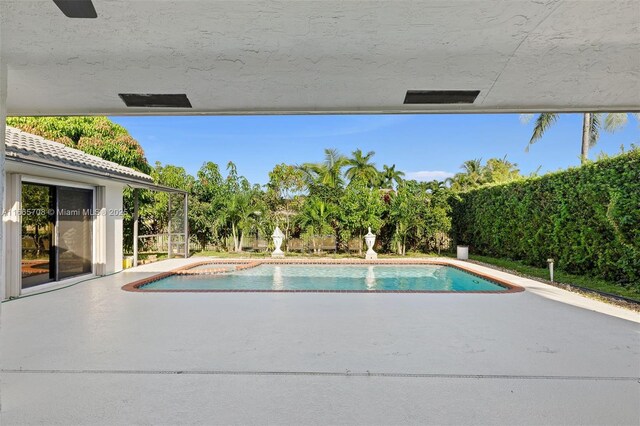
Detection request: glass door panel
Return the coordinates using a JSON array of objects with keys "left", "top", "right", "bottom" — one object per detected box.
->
[
  {"left": 56, "top": 187, "right": 93, "bottom": 280},
  {"left": 21, "top": 183, "right": 55, "bottom": 288}
]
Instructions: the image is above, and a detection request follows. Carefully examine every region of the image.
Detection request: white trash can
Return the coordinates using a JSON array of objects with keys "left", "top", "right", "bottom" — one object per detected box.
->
[{"left": 456, "top": 246, "right": 469, "bottom": 260}]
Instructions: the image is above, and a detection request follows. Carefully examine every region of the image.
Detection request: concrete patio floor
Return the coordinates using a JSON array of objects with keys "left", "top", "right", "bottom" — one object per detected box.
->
[{"left": 1, "top": 258, "right": 639, "bottom": 425}]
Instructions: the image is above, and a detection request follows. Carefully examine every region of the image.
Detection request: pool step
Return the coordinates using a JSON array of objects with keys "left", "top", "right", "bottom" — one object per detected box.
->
[{"left": 174, "top": 261, "right": 264, "bottom": 276}]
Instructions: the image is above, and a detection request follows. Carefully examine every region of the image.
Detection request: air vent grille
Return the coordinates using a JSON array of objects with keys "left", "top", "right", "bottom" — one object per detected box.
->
[
  {"left": 404, "top": 90, "right": 480, "bottom": 104},
  {"left": 118, "top": 94, "right": 193, "bottom": 108},
  {"left": 53, "top": 0, "right": 97, "bottom": 18}
]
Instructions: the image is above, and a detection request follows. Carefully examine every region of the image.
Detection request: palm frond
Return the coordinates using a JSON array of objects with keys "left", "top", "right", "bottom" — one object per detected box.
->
[
  {"left": 526, "top": 113, "right": 558, "bottom": 151},
  {"left": 589, "top": 113, "right": 601, "bottom": 148},
  {"left": 323, "top": 148, "right": 346, "bottom": 168},
  {"left": 603, "top": 113, "right": 628, "bottom": 133}
]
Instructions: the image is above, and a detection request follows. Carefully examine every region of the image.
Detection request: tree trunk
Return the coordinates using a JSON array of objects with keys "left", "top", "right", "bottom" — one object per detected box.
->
[
  {"left": 237, "top": 231, "right": 244, "bottom": 252},
  {"left": 284, "top": 216, "right": 290, "bottom": 252},
  {"left": 232, "top": 223, "right": 241, "bottom": 252},
  {"left": 34, "top": 226, "right": 41, "bottom": 257},
  {"left": 232, "top": 225, "right": 237, "bottom": 251},
  {"left": 581, "top": 113, "right": 591, "bottom": 164}
]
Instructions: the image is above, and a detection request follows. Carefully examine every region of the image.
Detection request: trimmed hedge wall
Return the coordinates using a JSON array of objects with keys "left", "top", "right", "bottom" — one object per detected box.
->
[{"left": 451, "top": 150, "right": 640, "bottom": 286}]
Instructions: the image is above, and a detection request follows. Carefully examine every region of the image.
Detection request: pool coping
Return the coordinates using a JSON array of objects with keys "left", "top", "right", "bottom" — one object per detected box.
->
[{"left": 121, "top": 259, "right": 525, "bottom": 294}]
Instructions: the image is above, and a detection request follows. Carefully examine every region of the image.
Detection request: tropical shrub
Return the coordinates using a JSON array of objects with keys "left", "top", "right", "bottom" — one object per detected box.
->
[{"left": 451, "top": 150, "right": 640, "bottom": 285}]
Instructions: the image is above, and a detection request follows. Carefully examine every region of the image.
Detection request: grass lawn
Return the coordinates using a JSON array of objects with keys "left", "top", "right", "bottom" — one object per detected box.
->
[{"left": 469, "top": 254, "right": 640, "bottom": 303}]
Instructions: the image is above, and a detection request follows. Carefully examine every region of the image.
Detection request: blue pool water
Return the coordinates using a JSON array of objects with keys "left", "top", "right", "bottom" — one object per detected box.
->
[{"left": 142, "top": 264, "right": 507, "bottom": 292}]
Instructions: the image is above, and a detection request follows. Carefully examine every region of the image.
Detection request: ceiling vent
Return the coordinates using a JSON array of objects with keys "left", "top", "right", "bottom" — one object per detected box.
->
[
  {"left": 118, "top": 94, "right": 193, "bottom": 108},
  {"left": 404, "top": 90, "right": 480, "bottom": 104},
  {"left": 53, "top": 0, "right": 97, "bottom": 18}
]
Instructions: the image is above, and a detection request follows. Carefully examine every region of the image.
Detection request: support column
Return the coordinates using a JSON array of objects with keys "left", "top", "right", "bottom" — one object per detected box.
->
[
  {"left": 133, "top": 189, "right": 139, "bottom": 267},
  {"left": 0, "top": 52, "right": 7, "bottom": 302},
  {"left": 167, "top": 193, "right": 172, "bottom": 259},
  {"left": 4, "top": 174, "right": 21, "bottom": 298},
  {"left": 183, "top": 193, "right": 188, "bottom": 258},
  {"left": 0, "top": 10, "right": 7, "bottom": 412},
  {"left": 94, "top": 186, "right": 107, "bottom": 276}
]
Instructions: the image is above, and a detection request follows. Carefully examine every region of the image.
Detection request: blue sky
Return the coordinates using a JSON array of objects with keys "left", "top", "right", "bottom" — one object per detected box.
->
[{"left": 110, "top": 114, "right": 639, "bottom": 185}]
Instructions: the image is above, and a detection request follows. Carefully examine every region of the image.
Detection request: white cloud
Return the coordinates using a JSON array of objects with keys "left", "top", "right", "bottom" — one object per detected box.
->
[{"left": 406, "top": 170, "right": 455, "bottom": 182}]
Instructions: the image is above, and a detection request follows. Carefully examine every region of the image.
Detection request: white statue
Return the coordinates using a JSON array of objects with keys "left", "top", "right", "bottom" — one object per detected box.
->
[
  {"left": 364, "top": 227, "right": 377, "bottom": 260},
  {"left": 271, "top": 226, "right": 285, "bottom": 258}
]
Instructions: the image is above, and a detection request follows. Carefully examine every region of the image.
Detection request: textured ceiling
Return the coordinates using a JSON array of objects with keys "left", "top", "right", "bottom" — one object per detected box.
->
[{"left": 0, "top": 0, "right": 639, "bottom": 115}]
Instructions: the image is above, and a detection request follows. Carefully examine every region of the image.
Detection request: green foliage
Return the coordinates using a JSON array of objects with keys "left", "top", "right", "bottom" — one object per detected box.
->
[
  {"left": 337, "top": 182, "right": 385, "bottom": 252},
  {"left": 266, "top": 163, "right": 306, "bottom": 203},
  {"left": 77, "top": 135, "right": 151, "bottom": 174},
  {"left": 387, "top": 180, "right": 452, "bottom": 255},
  {"left": 21, "top": 184, "right": 53, "bottom": 259},
  {"left": 7, "top": 116, "right": 127, "bottom": 145},
  {"left": 297, "top": 197, "right": 337, "bottom": 253},
  {"left": 191, "top": 162, "right": 226, "bottom": 250},
  {"left": 451, "top": 150, "right": 640, "bottom": 286},
  {"left": 216, "top": 162, "right": 268, "bottom": 252},
  {"left": 265, "top": 163, "right": 306, "bottom": 245},
  {"left": 447, "top": 157, "right": 521, "bottom": 192}
]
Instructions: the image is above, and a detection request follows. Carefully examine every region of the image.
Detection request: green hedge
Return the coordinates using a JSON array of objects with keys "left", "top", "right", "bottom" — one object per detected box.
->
[{"left": 451, "top": 150, "right": 640, "bottom": 286}]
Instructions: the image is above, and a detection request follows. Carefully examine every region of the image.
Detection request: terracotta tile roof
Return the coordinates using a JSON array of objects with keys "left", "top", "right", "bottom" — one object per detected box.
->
[{"left": 4, "top": 126, "right": 153, "bottom": 183}]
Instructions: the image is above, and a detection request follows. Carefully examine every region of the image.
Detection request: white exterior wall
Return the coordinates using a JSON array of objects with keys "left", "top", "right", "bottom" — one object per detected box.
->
[
  {"left": 104, "top": 183, "right": 124, "bottom": 275},
  {"left": 1, "top": 163, "right": 127, "bottom": 299}
]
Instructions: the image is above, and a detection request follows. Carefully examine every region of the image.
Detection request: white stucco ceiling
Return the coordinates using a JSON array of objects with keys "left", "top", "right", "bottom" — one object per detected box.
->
[{"left": 0, "top": 0, "right": 639, "bottom": 115}]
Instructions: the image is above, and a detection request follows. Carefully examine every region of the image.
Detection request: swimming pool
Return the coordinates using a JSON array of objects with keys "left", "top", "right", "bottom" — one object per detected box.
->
[{"left": 131, "top": 263, "right": 519, "bottom": 293}]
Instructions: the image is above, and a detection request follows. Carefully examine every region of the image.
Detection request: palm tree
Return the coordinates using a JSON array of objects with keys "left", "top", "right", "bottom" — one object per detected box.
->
[
  {"left": 483, "top": 156, "right": 520, "bottom": 183},
  {"left": 460, "top": 159, "right": 485, "bottom": 186},
  {"left": 461, "top": 159, "right": 483, "bottom": 176},
  {"left": 379, "top": 164, "right": 405, "bottom": 189},
  {"left": 218, "top": 191, "right": 252, "bottom": 252},
  {"left": 319, "top": 148, "right": 347, "bottom": 188},
  {"left": 345, "top": 149, "right": 378, "bottom": 186},
  {"left": 218, "top": 165, "right": 265, "bottom": 252},
  {"left": 447, "top": 159, "right": 485, "bottom": 191},
  {"left": 298, "top": 148, "right": 347, "bottom": 189},
  {"left": 523, "top": 113, "right": 639, "bottom": 164},
  {"left": 424, "top": 180, "right": 447, "bottom": 192}
]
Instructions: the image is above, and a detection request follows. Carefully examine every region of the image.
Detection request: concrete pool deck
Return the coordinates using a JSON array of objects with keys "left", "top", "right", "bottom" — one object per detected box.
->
[{"left": 1, "top": 257, "right": 639, "bottom": 424}]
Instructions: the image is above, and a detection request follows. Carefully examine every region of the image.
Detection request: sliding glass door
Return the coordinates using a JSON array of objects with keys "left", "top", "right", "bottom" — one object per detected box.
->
[{"left": 21, "top": 183, "right": 94, "bottom": 289}]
